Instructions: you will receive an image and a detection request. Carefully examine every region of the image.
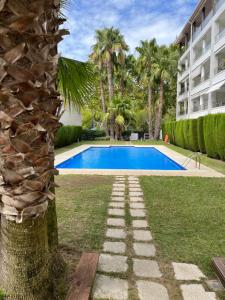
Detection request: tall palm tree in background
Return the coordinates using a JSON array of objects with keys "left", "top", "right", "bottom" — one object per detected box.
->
[
  {"left": 90, "top": 44, "right": 108, "bottom": 135},
  {"left": 0, "top": 1, "right": 94, "bottom": 299},
  {"left": 136, "top": 39, "right": 157, "bottom": 139},
  {"left": 95, "top": 27, "right": 129, "bottom": 139},
  {"left": 153, "top": 46, "right": 171, "bottom": 140}
]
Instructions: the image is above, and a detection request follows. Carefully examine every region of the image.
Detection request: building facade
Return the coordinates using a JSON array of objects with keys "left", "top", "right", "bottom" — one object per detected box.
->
[
  {"left": 60, "top": 104, "right": 82, "bottom": 126},
  {"left": 176, "top": 0, "right": 225, "bottom": 120}
]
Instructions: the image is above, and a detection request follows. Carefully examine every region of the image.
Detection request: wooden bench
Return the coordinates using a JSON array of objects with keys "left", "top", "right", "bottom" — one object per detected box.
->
[
  {"left": 212, "top": 257, "right": 225, "bottom": 288},
  {"left": 66, "top": 252, "right": 99, "bottom": 300}
]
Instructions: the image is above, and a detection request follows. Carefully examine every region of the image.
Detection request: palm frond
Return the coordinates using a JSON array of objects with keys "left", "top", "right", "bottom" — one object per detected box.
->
[{"left": 58, "top": 57, "right": 95, "bottom": 109}]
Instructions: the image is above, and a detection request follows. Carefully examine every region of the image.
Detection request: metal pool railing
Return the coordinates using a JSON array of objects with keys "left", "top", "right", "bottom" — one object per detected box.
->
[{"left": 182, "top": 153, "right": 202, "bottom": 169}]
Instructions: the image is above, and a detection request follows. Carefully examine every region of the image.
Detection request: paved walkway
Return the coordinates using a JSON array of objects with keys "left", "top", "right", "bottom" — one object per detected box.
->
[{"left": 93, "top": 176, "right": 221, "bottom": 300}]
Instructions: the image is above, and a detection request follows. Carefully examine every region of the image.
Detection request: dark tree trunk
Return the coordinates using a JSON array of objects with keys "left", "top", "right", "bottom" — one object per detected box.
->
[
  {"left": 147, "top": 84, "right": 154, "bottom": 139},
  {"left": 120, "top": 78, "right": 125, "bottom": 96},
  {"left": 99, "top": 77, "right": 109, "bottom": 136},
  {"left": 0, "top": 215, "right": 49, "bottom": 300},
  {"left": 154, "top": 79, "right": 164, "bottom": 140},
  {"left": 107, "top": 58, "right": 114, "bottom": 140}
]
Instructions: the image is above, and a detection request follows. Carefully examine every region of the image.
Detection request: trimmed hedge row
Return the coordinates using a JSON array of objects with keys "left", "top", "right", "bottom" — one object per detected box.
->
[
  {"left": 55, "top": 126, "right": 82, "bottom": 148},
  {"left": 163, "top": 114, "right": 225, "bottom": 160},
  {"left": 81, "top": 129, "right": 106, "bottom": 140}
]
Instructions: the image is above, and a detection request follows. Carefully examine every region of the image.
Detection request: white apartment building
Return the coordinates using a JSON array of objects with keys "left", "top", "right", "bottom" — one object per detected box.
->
[{"left": 176, "top": 0, "right": 225, "bottom": 120}]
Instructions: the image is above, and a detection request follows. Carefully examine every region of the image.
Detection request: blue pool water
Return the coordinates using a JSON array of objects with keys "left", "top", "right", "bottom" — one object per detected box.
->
[{"left": 56, "top": 146, "right": 185, "bottom": 170}]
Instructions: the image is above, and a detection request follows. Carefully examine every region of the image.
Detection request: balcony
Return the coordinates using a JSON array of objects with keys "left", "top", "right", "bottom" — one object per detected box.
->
[
  {"left": 216, "top": 27, "right": 225, "bottom": 42},
  {"left": 192, "top": 103, "right": 208, "bottom": 112},
  {"left": 192, "top": 11, "right": 213, "bottom": 42},
  {"left": 215, "top": 0, "right": 225, "bottom": 12},
  {"left": 194, "top": 43, "right": 211, "bottom": 62},
  {"left": 212, "top": 99, "right": 225, "bottom": 108}
]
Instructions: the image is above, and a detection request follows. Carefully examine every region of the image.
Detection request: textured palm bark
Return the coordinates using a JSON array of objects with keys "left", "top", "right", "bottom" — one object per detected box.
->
[
  {"left": 147, "top": 85, "right": 153, "bottom": 139},
  {"left": 99, "top": 76, "right": 109, "bottom": 136},
  {"left": 1, "top": 215, "right": 49, "bottom": 300},
  {"left": 107, "top": 58, "right": 115, "bottom": 140},
  {"left": 0, "top": 0, "right": 67, "bottom": 297},
  {"left": 154, "top": 80, "right": 164, "bottom": 140}
]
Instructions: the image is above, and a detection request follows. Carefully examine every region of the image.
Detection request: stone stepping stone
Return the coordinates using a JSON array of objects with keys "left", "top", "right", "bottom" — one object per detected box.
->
[
  {"left": 130, "top": 203, "right": 145, "bottom": 209},
  {"left": 130, "top": 209, "right": 146, "bottom": 218},
  {"left": 111, "top": 197, "right": 125, "bottom": 202},
  {"left": 133, "top": 230, "right": 152, "bottom": 242},
  {"left": 106, "top": 228, "right": 126, "bottom": 239},
  {"left": 172, "top": 262, "right": 206, "bottom": 281},
  {"left": 129, "top": 180, "right": 139, "bottom": 184},
  {"left": 113, "top": 188, "right": 125, "bottom": 192},
  {"left": 128, "top": 176, "right": 138, "bottom": 180},
  {"left": 107, "top": 218, "right": 125, "bottom": 227},
  {"left": 129, "top": 188, "right": 142, "bottom": 192},
  {"left": 113, "top": 184, "right": 126, "bottom": 188},
  {"left": 132, "top": 220, "right": 148, "bottom": 228},
  {"left": 93, "top": 275, "right": 128, "bottom": 300},
  {"left": 98, "top": 254, "right": 128, "bottom": 273},
  {"left": 110, "top": 202, "right": 125, "bottom": 208},
  {"left": 130, "top": 196, "right": 144, "bottom": 202},
  {"left": 103, "top": 241, "right": 126, "bottom": 254},
  {"left": 180, "top": 284, "right": 216, "bottom": 300},
  {"left": 134, "top": 243, "right": 156, "bottom": 257},
  {"left": 112, "top": 191, "right": 125, "bottom": 197},
  {"left": 133, "top": 259, "right": 162, "bottom": 278},
  {"left": 129, "top": 191, "right": 143, "bottom": 197},
  {"left": 137, "top": 280, "right": 169, "bottom": 300},
  {"left": 129, "top": 184, "right": 141, "bottom": 188},
  {"left": 108, "top": 208, "right": 125, "bottom": 217}
]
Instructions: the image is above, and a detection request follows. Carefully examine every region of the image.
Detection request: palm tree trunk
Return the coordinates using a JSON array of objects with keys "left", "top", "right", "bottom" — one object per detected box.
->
[
  {"left": 154, "top": 79, "right": 164, "bottom": 140},
  {"left": 147, "top": 85, "right": 153, "bottom": 139},
  {"left": 0, "top": 215, "right": 49, "bottom": 300},
  {"left": 0, "top": 0, "right": 65, "bottom": 297},
  {"left": 107, "top": 58, "right": 115, "bottom": 140},
  {"left": 120, "top": 78, "right": 125, "bottom": 96},
  {"left": 99, "top": 77, "right": 109, "bottom": 135}
]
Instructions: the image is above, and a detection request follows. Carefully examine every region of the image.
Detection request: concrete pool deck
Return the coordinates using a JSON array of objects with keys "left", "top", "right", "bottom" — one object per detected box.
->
[{"left": 55, "top": 145, "right": 224, "bottom": 178}]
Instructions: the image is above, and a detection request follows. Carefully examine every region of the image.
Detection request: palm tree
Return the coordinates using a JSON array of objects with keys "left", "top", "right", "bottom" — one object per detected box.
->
[
  {"left": 90, "top": 44, "right": 109, "bottom": 135},
  {"left": 153, "top": 46, "right": 172, "bottom": 140},
  {"left": 109, "top": 95, "right": 133, "bottom": 140},
  {"left": 95, "top": 27, "right": 129, "bottom": 139},
  {"left": 136, "top": 39, "right": 157, "bottom": 139},
  {"left": 0, "top": 2, "right": 94, "bottom": 298}
]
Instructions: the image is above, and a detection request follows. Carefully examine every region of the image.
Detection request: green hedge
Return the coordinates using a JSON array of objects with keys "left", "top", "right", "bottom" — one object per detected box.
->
[
  {"left": 55, "top": 126, "right": 82, "bottom": 148},
  {"left": 163, "top": 114, "right": 225, "bottom": 161},
  {"left": 81, "top": 129, "right": 106, "bottom": 141}
]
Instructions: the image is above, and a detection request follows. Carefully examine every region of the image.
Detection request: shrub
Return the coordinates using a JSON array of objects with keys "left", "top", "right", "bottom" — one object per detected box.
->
[
  {"left": 215, "top": 114, "right": 225, "bottom": 160},
  {"left": 81, "top": 129, "right": 106, "bottom": 141},
  {"left": 187, "top": 119, "right": 199, "bottom": 152},
  {"left": 164, "top": 113, "right": 225, "bottom": 161},
  {"left": 204, "top": 115, "right": 218, "bottom": 159},
  {"left": 197, "top": 117, "right": 206, "bottom": 153},
  {"left": 0, "top": 290, "right": 5, "bottom": 300},
  {"left": 55, "top": 126, "right": 82, "bottom": 148}
]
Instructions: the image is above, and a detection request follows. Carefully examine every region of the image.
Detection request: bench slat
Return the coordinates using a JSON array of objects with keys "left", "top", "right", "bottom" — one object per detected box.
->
[
  {"left": 67, "top": 252, "right": 99, "bottom": 300},
  {"left": 212, "top": 257, "right": 225, "bottom": 288}
]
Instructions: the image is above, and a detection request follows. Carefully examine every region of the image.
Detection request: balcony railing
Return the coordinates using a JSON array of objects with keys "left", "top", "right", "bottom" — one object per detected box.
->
[
  {"left": 215, "top": 0, "right": 224, "bottom": 12},
  {"left": 192, "top": 103, "right": 208, "bottom": 112},
  {"left": 194, "top": 43, "right": 211, "bottom": 62},
  {"left": 192, "top": 12, "right": 213, "bottom": 41},
  {"left": 216, "top": 27, "right": 225, "bottom": 42},
  {"left": 212, "top": 99, "right": 225, "bottom": 108},
  {"left": 215, "top": 63, "right": 225, "bottom": 74}
]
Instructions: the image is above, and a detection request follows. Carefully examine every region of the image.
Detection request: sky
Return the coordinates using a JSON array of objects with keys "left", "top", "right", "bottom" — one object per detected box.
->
[{"left": 59, "top": 0, "right": 198, "bottom": 62}]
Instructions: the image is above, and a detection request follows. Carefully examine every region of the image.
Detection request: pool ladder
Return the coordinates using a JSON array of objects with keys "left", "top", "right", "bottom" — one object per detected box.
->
[{"left": 182, "top": 153, "right": 202, "bottom": 169}]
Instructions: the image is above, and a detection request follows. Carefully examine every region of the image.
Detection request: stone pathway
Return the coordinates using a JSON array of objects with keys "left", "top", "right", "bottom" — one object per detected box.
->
[{"left": 93, "top": 176, "right": 221, "bottom": 300}]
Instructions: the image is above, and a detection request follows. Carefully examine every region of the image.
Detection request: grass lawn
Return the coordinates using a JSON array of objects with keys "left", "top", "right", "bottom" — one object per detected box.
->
[
  {"left": 55, "top": 175, "right": 113, "bottom": 275},
  {"left": 54, "top": 140, "right": 225, "bottom": 175},
  {"left": 141, "top": 176, "right": 225, "bottom": 278}
]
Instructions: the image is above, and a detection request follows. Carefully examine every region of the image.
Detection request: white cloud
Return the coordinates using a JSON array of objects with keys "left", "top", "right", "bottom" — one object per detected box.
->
[{"left": 59, "top": 0, "right": 197, "bottom": 61}]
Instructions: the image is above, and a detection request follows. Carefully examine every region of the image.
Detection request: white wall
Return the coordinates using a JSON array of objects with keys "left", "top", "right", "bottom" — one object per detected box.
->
[{"left": 60, "top": 104, "right": 82, "bottom": 126}]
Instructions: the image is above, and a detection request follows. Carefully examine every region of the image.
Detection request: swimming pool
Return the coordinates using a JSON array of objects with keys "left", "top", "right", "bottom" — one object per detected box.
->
[{"left": 56, "top": 146, "right": 185, "bottom": 171}]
